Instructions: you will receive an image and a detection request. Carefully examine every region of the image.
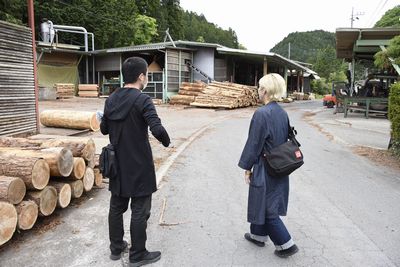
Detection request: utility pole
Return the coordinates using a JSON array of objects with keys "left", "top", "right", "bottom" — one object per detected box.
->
[{"left": 350, "top": 7, "right": 364, "bottom": 28}]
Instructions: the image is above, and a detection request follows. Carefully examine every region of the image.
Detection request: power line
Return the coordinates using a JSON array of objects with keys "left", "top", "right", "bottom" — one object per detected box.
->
[
  {"left": 367, "top": 0, "right": 385, "bottom": 27},
  {"left": 369, "top": 0, "right": 390, "bottom": 27}
]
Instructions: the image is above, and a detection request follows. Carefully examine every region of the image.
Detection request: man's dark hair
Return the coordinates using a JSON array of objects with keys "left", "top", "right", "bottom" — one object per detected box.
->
[{"left": 122, "top": 57, "right": 148, "bottom": 84}]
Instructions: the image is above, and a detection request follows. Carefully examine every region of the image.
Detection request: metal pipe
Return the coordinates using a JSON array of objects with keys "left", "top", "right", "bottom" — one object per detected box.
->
[
  {"left": 53, "top": 24, "right": 88, "bottom": 52},
  {"left": 27, "top": 0, "right": 40, "bottom": 133}
]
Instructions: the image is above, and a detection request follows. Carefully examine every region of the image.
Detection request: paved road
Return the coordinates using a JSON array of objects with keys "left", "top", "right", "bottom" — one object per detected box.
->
[{"left": 1, "top": 101, "right": 399, "bottom": 267}]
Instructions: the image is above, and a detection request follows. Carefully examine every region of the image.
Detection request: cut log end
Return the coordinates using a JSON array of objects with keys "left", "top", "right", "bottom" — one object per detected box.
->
[
  {"left": 90, "top": 113, "right": 100, "bottom": 131},
  {"left": 0, "top": 201, "right": 17, "bottom": 246},
  {"left": 57, "top": 184, "right": 71, "bottom": 208},
  {"left": 69, "top": 180, "right": 83, "bottom": 199},
  {"left": 57, "top": 148, "right": 74, "bottom": 177},
  {"left": 16, "top": 201, "right": 38, "bottom": 230},
  {"left": 0, "top": 176, "right": 26, "bottom": 204},
  {"left": 27, "top": 186, "right": 57, "bottom": 216},
  {"left": 93, "top": 168, "right": 103, "bottom": 187},
  {"left": 70, "top": 157, "right": 86, "bottom": 180},
  {"left": 83, "top": 167, "right": 94, "bottom": 192},
  {"left": 32, "top": 159, "right": 50, "bottom": 190}
]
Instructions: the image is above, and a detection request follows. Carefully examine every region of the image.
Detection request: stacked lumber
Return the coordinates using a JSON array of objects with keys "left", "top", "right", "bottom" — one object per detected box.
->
[
  {"left": 40, "top": 110, "right": 100, "bottom": 131},
  {"left": 190, "top": 81, "right": 258, "bottom": 109},
  {"left": 55, "top": 83, "right": 75, "bottom": 99},
  {"left": 169, "top": 82, "right": 206, "bottom": 105},
  {"left": 78, "top": 84, "right": 99, "bottom": 98},
  {"left": 0, "top": 137, "right": 100, "bottom": 247}
]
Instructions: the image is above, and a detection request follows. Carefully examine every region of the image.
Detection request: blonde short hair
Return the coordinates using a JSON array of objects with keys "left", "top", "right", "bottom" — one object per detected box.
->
[{"left": 258, "top": 73, "right": 286, "bottom": 101}]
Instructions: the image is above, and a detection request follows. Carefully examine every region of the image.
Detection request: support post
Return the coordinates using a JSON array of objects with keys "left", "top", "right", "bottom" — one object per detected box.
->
[
  {"left": 27, "top": 0, "right": 39, "bottom": 133},
  {"left": 263, "top": 56, "right": 268, "bottom": 76},
  {"left": 119, "top": 54, "right": 123, "bottom": 88}
]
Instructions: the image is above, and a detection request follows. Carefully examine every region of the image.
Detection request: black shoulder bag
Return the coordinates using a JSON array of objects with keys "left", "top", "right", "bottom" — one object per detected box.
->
[
  {"left": 263, "top": 119, "right": 304, "bottom": 177},
  {"left": 99, "top": 124, "right": 122, "bottom": 180}
]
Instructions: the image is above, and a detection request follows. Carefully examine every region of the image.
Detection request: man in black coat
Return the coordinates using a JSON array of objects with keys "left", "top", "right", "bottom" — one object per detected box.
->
[{"left": 100, "top": 57, "right": 170, "bottom": 267}]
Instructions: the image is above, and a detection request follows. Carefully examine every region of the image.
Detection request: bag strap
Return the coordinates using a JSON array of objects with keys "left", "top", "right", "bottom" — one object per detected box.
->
[{"left": 287, "top": 117, "right": 301, "bottom": 147}]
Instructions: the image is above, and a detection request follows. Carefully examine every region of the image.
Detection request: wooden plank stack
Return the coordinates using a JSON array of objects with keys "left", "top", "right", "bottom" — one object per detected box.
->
[
  {"left": 78, "top": 84, "right": 99, "bottom": 98},
  {"left": 190, "top": 81, "right": 258, "bottom": 109},
  {"left": 54, "top": 83, "right": 75, "bottom": 99},
  {"left": 169, "top": 82, "right": 206, "bottom": 105},
  {"left": 0, "top": 137, "right": 99, "bottom": 246}
]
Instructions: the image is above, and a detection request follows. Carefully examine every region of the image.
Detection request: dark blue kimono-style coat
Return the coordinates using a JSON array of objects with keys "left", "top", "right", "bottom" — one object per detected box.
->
[{"left": 238, "top": 102, "right": 290, "bottom": 225}]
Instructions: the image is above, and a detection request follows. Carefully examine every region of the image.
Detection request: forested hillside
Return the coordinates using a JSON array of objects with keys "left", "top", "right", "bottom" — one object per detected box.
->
[
  {"left": 270, "top": 30, "right": 335, "bottom": 63},
  {"left": 0, "top": 0, "right": 239, "bottom": 49}
]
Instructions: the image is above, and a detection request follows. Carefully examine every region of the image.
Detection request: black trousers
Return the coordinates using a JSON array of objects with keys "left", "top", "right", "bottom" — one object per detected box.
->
[{"left": 109, "top": 194, "right": 152, "bottom": 261}]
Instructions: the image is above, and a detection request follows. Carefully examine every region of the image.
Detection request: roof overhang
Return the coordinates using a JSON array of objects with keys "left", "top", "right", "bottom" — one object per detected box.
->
[{"left": 336, "top": 27, "right": 400, "bottom": 61}]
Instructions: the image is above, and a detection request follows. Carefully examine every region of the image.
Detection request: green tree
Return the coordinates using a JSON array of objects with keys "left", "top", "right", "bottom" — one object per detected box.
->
[
  {"left": 374, "top": 5, "right": 400, "bottom": 27},
  {"left": 0, "top": 0, "right": 26, "bottom": 25},
  {"left": 310, "top": 46, "right": 346, "bottom": 80},
  {"left": 161, "top": 0, "right": 184, "bottom": 40},
  {"left": 133, "top": 15, "right": 158, "bottom": 45},
  {"left": 374, "top": 35, "right": 400, "bottom": 69}
]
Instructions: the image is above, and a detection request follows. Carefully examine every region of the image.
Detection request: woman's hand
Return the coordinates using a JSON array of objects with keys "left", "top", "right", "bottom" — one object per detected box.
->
[{"left": 245, "top": 170, "right": 252, "bottom": 184}]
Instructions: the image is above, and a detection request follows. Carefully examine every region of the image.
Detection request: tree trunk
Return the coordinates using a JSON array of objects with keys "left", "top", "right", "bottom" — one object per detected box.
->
[
  {"left": 0, "top": 176, "right": 26, "bottom": 204},
  {"left": 48, "top": 182, "right": 71, "bottom": 208},
  {"left": 26, "top": 186, "right": 57, "bottom": 216},
  {"left": 0, "top": 147, "right": 73, "bottom": 177},
  {"left": 40, "top": 110, "right": 100, "bottom": 131},
  {"left": 15, "top": 200, "right": 38, "bottom": 230},
  {"left": 69, "top": 157, "right": 86, "bottom": 180},
  {"left": 83, "top": 167, "right": 94, "bottom": 192},
  {"left": 0, "top": 155, "right": 49, "bottom": 190},
  {"left": 0, "top": 201, "right": 17, "bottom": 246},
  {"left": 93, "top": 168, "right": 103, "bottom": 187}
]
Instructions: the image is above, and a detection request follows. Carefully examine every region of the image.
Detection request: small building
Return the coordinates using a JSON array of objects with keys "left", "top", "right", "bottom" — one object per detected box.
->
[{"left": 93, "top": 40, "right": 318, "bottom": 101}]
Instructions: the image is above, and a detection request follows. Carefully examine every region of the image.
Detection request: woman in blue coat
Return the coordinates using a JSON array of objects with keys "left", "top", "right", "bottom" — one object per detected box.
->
[{"left": 238, "top": 73, "right": 299, "bottom": 258}]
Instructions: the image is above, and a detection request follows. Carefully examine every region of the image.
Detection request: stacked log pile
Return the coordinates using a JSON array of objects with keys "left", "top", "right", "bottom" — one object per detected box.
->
[
  {"left": 190, "top": 81, "right": 258, "bottom": 109},
  {"left": 54, "top": 83, "right": 75, "bottom": 99},
  {"left": 0, "top": 137, "right": 100, "bottom": 246},
  {"left": 169, "top": 82, "right": 206, "bottom": 105},
  {"left": 78, "top": 84, "right": 99, "bottom": 98}
]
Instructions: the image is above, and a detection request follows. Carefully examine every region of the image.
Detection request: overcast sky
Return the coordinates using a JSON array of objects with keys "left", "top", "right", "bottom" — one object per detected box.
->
[{"left": 180, "top": 0, "right": 399, "bottom": 52}]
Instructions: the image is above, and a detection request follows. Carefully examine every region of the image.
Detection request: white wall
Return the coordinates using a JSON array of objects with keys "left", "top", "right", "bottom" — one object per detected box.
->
[{"left": 193, "top": 47, "right": 214, "bottom": 81}]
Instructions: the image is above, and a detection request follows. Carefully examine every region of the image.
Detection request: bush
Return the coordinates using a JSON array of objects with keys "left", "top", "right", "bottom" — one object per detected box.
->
[
  {"left": 311, "top": 78, "right": 330, "bottom": 95},
  {"left": 389, "top": 83, "right": 400, "bottom": 156}
]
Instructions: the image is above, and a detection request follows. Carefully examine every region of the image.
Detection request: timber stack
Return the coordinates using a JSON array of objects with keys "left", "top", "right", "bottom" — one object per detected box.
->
[
  {"left": 78, "top": 84, "right": 99, "bottom": 98},
  {"left": 169, "top": 82, "right": 206, "bottom": 105},
  {"left": 54, "top": 83, "right": 75, "bottom": 99},
  {"left": 40, "top": 110, "right": 100, "bottom": 131},
  {"left": 190, "top": 81, "right": 258, "bottom": 109},
  {"left": 0, "top": 136, "right": 100, "bottom": 247}
]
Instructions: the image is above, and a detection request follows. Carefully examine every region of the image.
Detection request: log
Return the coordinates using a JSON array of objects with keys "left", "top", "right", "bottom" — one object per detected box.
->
[
  {"left": 0, "top": 176, "right": 26, "bottom": 204},
  {"left": 40, "top": 110, "right": 100, "bottom": 131},
  {"left": 0, "top": 137, "right": 95, "bottom": 163},
  {"left": 0, "top": 201, "right": 17, "bottom": 246},
  {"left": 48, "top": 182, "right": 71, "bottom": 208},
  {"left": 15, "top": 200, "right": 38, "bottom": 230},
  {"left": 0, "top": 155, "right": 50, "bottom": 190},
  {"left": 93, "top": 168, "right": 103, "bottom": 187},
  {"left": 0, "top": 147, "right": 73, "bottom": 177},
  {"left": 68, "top": 180, "right": 83, "bottom": 199},
  {"left": 83, "top": 167, "right": 94, "bottom": 192},
  {"left": 26, "top": 186, "right": 57, "bottom": 216},
  {"left": 69, "top": 157, "right": 86, "bottom": 180}
]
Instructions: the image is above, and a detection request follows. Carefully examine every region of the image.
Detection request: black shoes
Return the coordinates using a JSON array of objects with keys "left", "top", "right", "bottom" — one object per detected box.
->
[
  {"left": 274, "top": 244, "right": 299, "bottom": 258},
  {"left": 244, "top": 233, "right": 265, "bottom": 247},
  {"left": 129, "top": 251, "right": 162, "bottom": 267},
  {"left": 110, "top": 240, "right": 129, "bottom": 261}
]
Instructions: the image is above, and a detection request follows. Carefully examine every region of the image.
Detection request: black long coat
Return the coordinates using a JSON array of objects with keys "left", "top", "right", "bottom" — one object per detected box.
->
[
  {"left": 238, "top": 102, "right": 290, "bottom": 224},
  {"left": 100, "top": 87, "right": 170, "bottom": 197}
]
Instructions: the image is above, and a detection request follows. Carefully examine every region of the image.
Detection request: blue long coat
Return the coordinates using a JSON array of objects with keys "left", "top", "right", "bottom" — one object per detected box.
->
[{"left": 238, "top": 102, "right": 290, "bottom": 225}]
